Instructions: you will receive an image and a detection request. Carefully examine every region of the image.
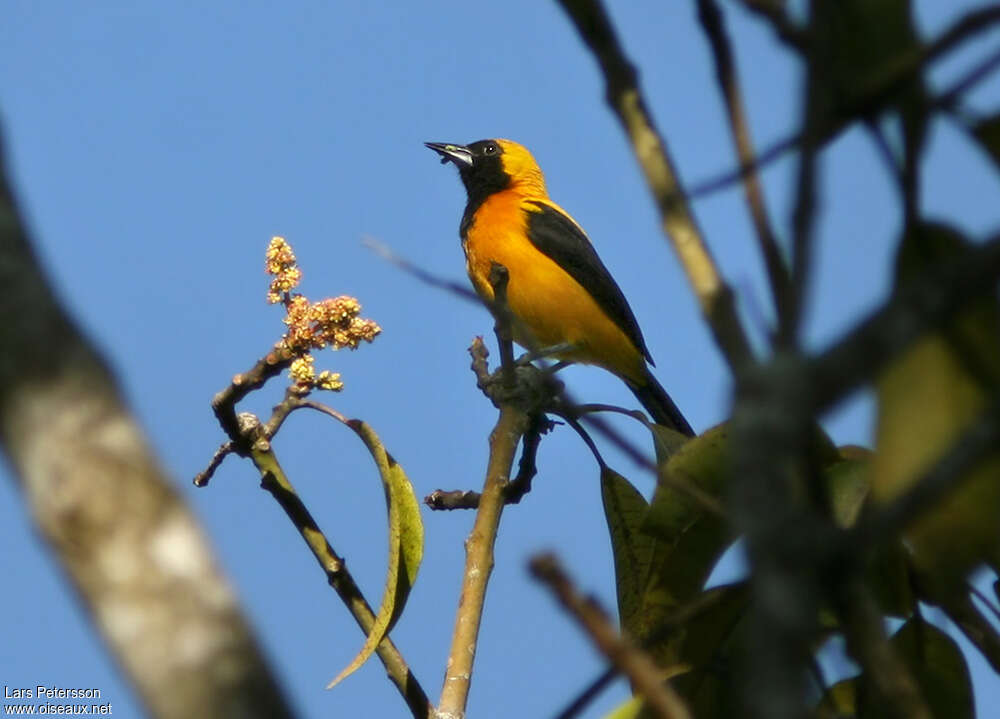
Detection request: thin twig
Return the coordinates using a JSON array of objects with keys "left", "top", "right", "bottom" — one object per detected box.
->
[
  {"left": 363, "top": 236, "right": 479, "bottom": 302},
  {"left": 689, "top": 133, "right": 799, "bottom": 200},
  {"left": 424, "top": 415, "right": 548, "bottom": 511},
  {"left": 423, "top": 489, "right": 483, "bottom": 511},
  {"left": 553, "top": 667, "right": 618, "bottom": 719},
  {"left": 529, "top": 553, "right": 693, "bottom": 719},
  {"left": 940, "top": 44, "right": 1000, "bottom": 113},
  {"left": 968, "top": 581, "right": 1000, "bottom": 626},
  {"left": 696, "top": 0, "right": 790, "bottom": 327},
  {"left": 941, "top": 591, "right": 1000, "bottom": 674},
  {"left": 557, "top": 0, "right": 754, "bottom": 372},
  {"left": 784, "top": 12, "right": 826, "bottom": 346},
  {"left": 505, "top": 413, "right": 548, "bottom": 502},
  {"left": 202, "top": 368, "right": 432, "bottom": 718},
  {"left": 193, "top": 440, "right": 236, "bottom": 486}
]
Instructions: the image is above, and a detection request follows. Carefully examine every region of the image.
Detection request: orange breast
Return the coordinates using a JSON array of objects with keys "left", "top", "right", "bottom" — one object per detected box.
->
[{"left": 463, "top": 192, "right": 646, "bottom": 383}]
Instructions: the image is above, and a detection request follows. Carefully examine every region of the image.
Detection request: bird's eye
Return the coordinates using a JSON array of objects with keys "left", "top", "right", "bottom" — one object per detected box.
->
[{"left": 484, "top": 143, "right": 497, "bottom": 155}]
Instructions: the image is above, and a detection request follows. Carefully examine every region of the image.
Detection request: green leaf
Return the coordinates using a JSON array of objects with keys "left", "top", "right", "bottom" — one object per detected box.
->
[
  {"left": 601, "top": 467, "right": 655, "bottom": 637},
  {"left": 827, "top": 454, "right": 872, "bottom": 529},
  {"left": 328, "top": 419, "right": 424, "bottom": 688},
  {"left": 886, "top": 617, "right": 974, "bottom": 719},
  {"left": 874, "top": 222, "right": 1000, "bottom": 593},
  {"left": 642, "top": 423, "right": 733, "bottom": 603},
  {"left": 668, "top": 583, "right": 751, "bottom": 718},
  {"left": 815, "top": 676, "right": 858, "bottom": 718},
  {"left": 818, "top": 0, "right": 927, "bottom": 148},
  {"left": 817, "top": 618, "right": 974, "bottom": 718},
  {"left": 600, "top": 695, "right": 644, "bottom": 719}
]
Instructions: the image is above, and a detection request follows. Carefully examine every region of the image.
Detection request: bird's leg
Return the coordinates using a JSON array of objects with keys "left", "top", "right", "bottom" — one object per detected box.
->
[
  {"left": 514, "top": 343, "right": 575, "bottom": 367},
  {"left": 487, "top": 262, "right": 516, "bottom": 385}
]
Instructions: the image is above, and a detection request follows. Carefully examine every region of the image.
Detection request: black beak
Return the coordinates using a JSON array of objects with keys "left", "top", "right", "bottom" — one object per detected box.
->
[{"left": 425, "top": 142, "right": 474, "bottom": 168}]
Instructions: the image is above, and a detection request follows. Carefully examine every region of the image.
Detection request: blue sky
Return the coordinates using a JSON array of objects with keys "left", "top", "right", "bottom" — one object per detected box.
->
[{"left": 2, "top": 2, "right": 999, "bottom": 717}]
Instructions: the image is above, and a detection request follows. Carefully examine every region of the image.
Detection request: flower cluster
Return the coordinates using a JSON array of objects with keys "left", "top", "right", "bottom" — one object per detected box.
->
[
  {"left": 266, "top": 236, "right": 303, "bottom": 304},
  {"left": 288, "top": 355, "right": 344, "bottom": 392},
  {"left": 264, "top": 236, "right": 381, "bottom": 392},
  {"left": 281, "top": 295, "right": 381, "bottom": 354}
]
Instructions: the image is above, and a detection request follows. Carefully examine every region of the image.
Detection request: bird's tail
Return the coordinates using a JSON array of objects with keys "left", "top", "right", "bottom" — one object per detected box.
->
[{"left": 627, "top": 371, "right": 694, "bottom": 437}]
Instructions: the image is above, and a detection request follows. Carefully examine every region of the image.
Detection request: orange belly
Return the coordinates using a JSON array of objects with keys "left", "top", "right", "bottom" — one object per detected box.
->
[{"left": 463, "top": 195, "right": 646, "bottom": 384}]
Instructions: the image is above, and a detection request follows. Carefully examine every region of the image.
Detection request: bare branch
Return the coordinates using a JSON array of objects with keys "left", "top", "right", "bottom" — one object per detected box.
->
[
  {"left": 437, "top": 404, "right": 530, "bottom": 718},
  {"left": 193, "top": 439, "right": 237, "bottom": 486}
]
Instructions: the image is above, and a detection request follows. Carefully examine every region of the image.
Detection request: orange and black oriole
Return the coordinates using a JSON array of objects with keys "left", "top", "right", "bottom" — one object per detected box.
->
[{"left": 426, "top": 138, "right": 693, "bottom": 437}]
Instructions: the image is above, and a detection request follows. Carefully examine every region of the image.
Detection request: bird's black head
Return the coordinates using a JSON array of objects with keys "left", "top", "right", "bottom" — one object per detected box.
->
[{"left": 425, "top": 139, "right": 510, "bottom": 206}]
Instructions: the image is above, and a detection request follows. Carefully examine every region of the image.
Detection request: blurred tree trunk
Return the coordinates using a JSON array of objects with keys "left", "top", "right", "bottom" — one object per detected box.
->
[{"left": 0, "top": 130, "right": 294, "bottom": 719}]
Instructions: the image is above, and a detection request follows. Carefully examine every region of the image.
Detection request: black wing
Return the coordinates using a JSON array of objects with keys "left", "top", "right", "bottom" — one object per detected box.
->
[{"left": 524, "top": 199, "right": 654, "bottom": 364}]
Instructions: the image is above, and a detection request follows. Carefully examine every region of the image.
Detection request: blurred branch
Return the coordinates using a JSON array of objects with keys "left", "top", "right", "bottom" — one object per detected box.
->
[
  {"left": 807, "top": 232, "right": 1000, "bottom": 414},
  {"left": 0, "top": 127, "right": 294, "bottom": 719},
  {"left": 200, "top": 377, "right": 432, "bottom": 718},
  {"left": 729, "top": 356, "right": 827, "bottom": 719},
  {"left": 722, "top": 8, "right": 1000, "bottom": 713},
  {"left": 784, "top": 4, "right": 830, "bottom": 346},
  {"left": 836, "top": 578, "right": 932, "bottom": 719},
  {"left": 696, "top": 0, "right": 790, "bottom": 330},
  {"left": 529, "top": 553, "right": 692, "bottom": 719},
  {"left": 363, "top": 236, "right": 479, "bottom": 302},
  {"left": 557, "top": 0, "right": 754, "bottom": 372},
  {"left": 689, "top": 133, "right": 799, "bottom": 200},
  {"left": 728, "top": 225, "right": 1000, "bottom": 719},
  {"left": 689, "top": 5, "right": 1000, "bottom": 201},
  {"left": 939, "top": 44, "right": 1000, "bottom": 113}
]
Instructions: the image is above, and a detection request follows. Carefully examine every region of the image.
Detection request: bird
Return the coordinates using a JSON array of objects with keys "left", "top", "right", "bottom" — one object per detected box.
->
[{"left": 425, "top": 138, "right": 693, "bottom": 436}]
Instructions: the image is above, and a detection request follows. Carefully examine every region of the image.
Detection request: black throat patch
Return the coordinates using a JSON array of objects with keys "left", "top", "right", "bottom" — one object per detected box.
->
[{"left": 458, "top": 141, "right": 510, "bottom": 238}]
